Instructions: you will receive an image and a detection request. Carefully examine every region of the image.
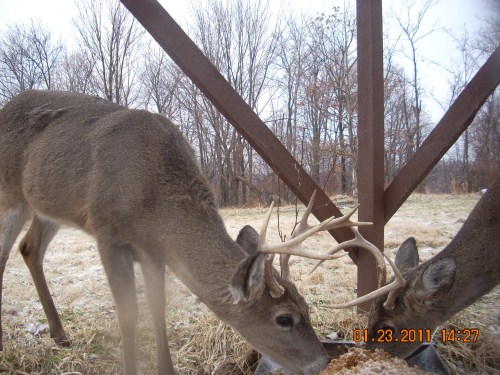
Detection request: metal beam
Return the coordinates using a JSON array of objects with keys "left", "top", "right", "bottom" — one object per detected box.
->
[
  {"left": 119, "top": 0, "right": 355, "bottom": 244},
  {"left": 384, "top": 46, "right": 500, "bottom": 223},
  {"left": 356, "top": 0, "right": 385, "bottom": 313}
]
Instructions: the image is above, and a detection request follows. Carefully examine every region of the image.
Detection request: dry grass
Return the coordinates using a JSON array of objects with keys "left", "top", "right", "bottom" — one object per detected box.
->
[
  {"left": 0, "top": 193, "right": 498, "bottom": 374},
  {"left": 435, "top": 288, "right": 500, "bottom": 374}
]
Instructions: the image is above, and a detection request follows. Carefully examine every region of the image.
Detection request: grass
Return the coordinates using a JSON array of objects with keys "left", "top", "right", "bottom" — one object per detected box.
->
[{"left": 0, "top": 193, "right": 497, "bottom": 374}]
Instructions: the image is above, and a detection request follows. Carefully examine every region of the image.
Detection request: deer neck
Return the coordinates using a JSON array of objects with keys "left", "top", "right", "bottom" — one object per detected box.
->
[
  {"left": 422, "top": 189, "right": 500, "bottom": 319},
  {"left": 154, "top": 208, "right": 245, "bottom": 305}
]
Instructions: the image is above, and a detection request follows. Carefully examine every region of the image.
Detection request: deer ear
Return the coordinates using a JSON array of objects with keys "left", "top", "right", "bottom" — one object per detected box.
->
[
  {"left": 236, "top": 225, "right": 259, "bottom": 255},
  {"left": 228, "top": 252, "right": 266, "bottom": 304},
  {"left": 395, "top": 237, "right": 419, "bottom": 273},
  {"left": 417, "top": 257, "right": 456, "bottom": 301}
]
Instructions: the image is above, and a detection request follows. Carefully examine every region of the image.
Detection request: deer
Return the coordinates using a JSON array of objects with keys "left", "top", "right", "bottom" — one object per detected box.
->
[
  {"left": 365, "top": 174, "right": 500, "bottom": 359},
  {"left": 0, "top": 90, "right": 404, "bottom": 375}
]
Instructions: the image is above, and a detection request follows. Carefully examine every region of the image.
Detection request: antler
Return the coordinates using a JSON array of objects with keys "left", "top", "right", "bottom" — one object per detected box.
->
[
  {"left": 256, "top": 191, "right": 405, "bottom": 308},
  {"left": 281, "top": 191, "right": 358, "bottom": 279},
  {"left": 257, "top": 191, "right": 391, "bottom": 299},
  {"left": 259, "top": 201, "right": 372, "bottom": 259},
  {"left": 257, "top": 196, "right": 347, "bottom": 297},
  {"left": 322, "top": 253, "right": 405, "bottom": 309}
]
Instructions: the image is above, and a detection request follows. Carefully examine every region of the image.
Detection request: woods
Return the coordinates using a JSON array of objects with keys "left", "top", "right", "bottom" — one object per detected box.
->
[{"left": 0, "top": 0, "right": 498, "bottom": 206}]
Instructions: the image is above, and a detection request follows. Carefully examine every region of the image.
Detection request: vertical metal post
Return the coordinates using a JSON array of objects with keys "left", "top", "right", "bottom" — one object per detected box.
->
[{"left": 356, "top": 0, "right": 385, "bottom": 313}]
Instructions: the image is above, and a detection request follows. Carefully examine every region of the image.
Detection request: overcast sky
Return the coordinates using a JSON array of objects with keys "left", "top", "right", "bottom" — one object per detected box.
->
[{"left": 0, "top": 0, "right": 497, "bottom": 122}]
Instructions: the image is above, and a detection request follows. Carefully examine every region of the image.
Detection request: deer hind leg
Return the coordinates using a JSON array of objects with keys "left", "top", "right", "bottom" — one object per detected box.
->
[
  {"left": 141, "top": 262, "right": 176, "bottom": 375},
  {"left": 0, "top": 205, "right": 32, "bottom": 350},
  {"left": 97, "top": 240, "right": 139, "bottom": 375},
  {"left": 18, "top": 214, "right": 69, "bottom": 346}
]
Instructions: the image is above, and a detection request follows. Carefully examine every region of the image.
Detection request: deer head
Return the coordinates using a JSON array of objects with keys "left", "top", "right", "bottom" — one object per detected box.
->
[{"left": 366, "top": 175, "right": 500, "bottom": 359}]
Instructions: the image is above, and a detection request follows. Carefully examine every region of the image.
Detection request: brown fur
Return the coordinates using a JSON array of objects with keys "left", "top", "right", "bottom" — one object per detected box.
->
[
  {"left": 0, "top": 90, "right": 329, "bottom": 375},
  {"left": 367, "top": 175, "right": 500, "bottom": 358}
]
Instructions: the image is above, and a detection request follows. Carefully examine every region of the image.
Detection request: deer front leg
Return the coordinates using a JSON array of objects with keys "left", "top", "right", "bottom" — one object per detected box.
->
[
  {"left": 18, "top": 215, "right": 69, "bottom": 346},
  {"left": 0, "top": 205, "right": 31, "bottom": 350},
  {"left": 98, "top": 241, "right": 139, "bottom": 375},
  {"left": 141, "top": 262, "right": 176, "bottom": 375}
]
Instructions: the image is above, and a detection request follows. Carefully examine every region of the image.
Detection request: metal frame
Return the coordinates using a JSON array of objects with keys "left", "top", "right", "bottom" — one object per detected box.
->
[
  {"left": 120, "top": 0, "right": 500, "bottom": 311},
  {"left": 356, "top": 0, "right": 384, "bottom": 312}
]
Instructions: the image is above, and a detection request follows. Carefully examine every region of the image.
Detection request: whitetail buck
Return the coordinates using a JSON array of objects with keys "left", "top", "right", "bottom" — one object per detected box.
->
[
  {"left": 0, "top": 90, "right": 402, "bottom": 375},
  {"left": 366, "top": 175, "right": 500, "bottom": 359}
]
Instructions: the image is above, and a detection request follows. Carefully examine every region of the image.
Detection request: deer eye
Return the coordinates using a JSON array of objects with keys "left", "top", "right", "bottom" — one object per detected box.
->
[{"left": 276, "top": 315, "right": 294, "bottom": 328}]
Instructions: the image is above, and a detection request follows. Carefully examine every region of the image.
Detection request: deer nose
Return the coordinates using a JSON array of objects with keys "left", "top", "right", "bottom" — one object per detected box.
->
[
  {"left": 302, "top": 353, "right": 329, "bottom": 374},
  {"left": 256, "top": 351, "right": 329, "bottom": 375}
]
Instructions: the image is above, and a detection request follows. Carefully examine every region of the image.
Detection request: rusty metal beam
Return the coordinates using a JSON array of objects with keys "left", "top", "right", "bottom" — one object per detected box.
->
[
  {"left": 119, "top": 0, "right": 355, "bottom": 244},
  {"left": 384, "top": 46, "right": 500, "bottom": 223},
  {"left": 356, "top": 0, "right": 385, "bottom": 312}
]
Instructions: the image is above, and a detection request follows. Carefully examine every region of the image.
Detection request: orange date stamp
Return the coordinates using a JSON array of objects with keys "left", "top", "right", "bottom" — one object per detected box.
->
[{"left": 353, "top": 328, "right": 479, "bottom": 343}]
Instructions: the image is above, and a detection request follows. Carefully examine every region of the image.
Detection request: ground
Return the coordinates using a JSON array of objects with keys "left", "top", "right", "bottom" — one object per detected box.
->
[{"left": 0, "top": 193, "right": 498, "bottom": 374}]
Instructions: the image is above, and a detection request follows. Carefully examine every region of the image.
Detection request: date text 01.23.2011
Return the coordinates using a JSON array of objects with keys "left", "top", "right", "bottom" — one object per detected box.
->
[
  {"left": 353, "top": 329, "right": 432, "bottom": 343},
  {"left": 353, "top": 328, "right": 479, "bottom": 343}
]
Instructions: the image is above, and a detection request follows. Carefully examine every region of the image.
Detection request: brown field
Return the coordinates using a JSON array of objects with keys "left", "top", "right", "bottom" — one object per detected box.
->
[{"left": 0, "top": 193, "right": 498, "bottom": 374}]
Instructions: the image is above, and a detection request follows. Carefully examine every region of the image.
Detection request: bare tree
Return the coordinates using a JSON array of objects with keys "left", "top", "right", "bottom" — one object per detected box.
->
[
  {"left": 384, "top": 65, "right": 416, "bottom": 184},
  {"left": 272, "top": 13, "right": 309, "bottom": 201},
  {"left": 141, "top": 43, "right": 184, "bottom": 118},
  {"left": 189, "top": 0, "right": 281, "bottom": 205},
  {"left": 431, "top": 9, "right": 499, "bottom": 192},
  {"left": 57, "top": 51, "right": 97, "bottom": 94},
  {"left": 469, "top": 12, "right": 500, "bottom": 189},
  {"left": 470, "top": 89, "right": 500, "bottom": 189},
  {"left": 300, "top": 23, "right": 331, "bottom": 186},
  {"left": 273, "top": 4, "right": 358, "bottom": 195},
  {"left": 438, "top": 27, "right": 481, "bottom": 192},
  {"left": 391, "top": 0, "right": 438, "bottom": 156},
  {"left": 72, "top": 0, "right": 144, "bottom": 106},
  {"left": 0, "top": 20, "right": 64, "bottom": 103},
  {"left": 317, "top": 3, "right": 358, "bottom": 194}
]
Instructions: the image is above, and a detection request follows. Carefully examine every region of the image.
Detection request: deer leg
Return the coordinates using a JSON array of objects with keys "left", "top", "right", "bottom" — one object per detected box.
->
[
  {"left": 97, "top": 241, "right": 138, "bottom": 375},
  {"left": 0, "top": 205, "right": 31, "bottom": 350},
  {"left": 141, "top": 262, "right": 176, "bottom": 375},
  {"left": 19, "top": 215, "right": 68, "bottom": 346}
]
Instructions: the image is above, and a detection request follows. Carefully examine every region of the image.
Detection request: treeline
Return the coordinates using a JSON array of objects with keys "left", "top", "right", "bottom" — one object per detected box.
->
[{"left": 0, "top": 0, "right": 498, "bottom": 206}]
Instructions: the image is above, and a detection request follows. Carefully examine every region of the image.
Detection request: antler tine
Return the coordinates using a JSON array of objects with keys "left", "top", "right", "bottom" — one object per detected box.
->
[
  {"left": 281, "top": 190, "right": 318, "bottom": 280},
  {"left": 259, "top": 216, "right": 345, "bottom": 258},
  {"left": 265, "top": 254, "right": 284, "bottom": 297},
  {"left": 382, "top": 255, "right": 405, "bottom": 309},
  {"left": 319, "top": 204, "right": 373, "bottom": 231},
  {"left": 280, "top": 254, "right": 291, "bottom": 280},
  {"left": 258, "top": 201, "right": 275, "bottom": 251},
  {"left": 294, "top": 190, "right": 317, "bottom": 235},
  {"left": 257, "top": 201, "right": 285, "bottom": 297},
  {"left": 322, "top": 253, "right": 405, "bottom": 309},
  {"left": 260, "top": 204, "right": 372, "bottom": 260},
  {"left": 258, "top": 193, "right": 337, "bottom": 293}
]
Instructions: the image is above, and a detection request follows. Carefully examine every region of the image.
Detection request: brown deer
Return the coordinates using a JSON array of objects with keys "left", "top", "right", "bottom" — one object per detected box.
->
[
  {"left": 0, "top": 90, "right": 402, "bottom": 375},
  {"left": 366, "top": 175, "right": 500, "bottom": 359}
]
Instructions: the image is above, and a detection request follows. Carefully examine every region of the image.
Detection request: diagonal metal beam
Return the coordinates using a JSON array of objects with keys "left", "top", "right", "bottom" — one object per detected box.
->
[
  {"left": 119, "top": 0, "right": 356, "bottom": 244},
  {"left": 384, "top": 46, "right": 500, "bottom": 223}
]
